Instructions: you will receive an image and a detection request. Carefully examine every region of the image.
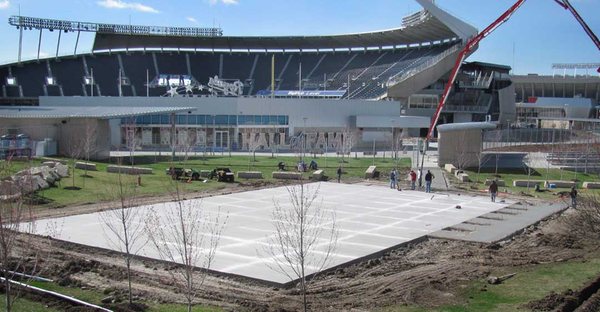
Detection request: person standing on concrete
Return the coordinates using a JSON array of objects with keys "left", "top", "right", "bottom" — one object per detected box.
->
[
  {"left": 569, "top": 186, "right": 578, "bottom": 208},
  {"left": 337, "top": 166, "right": 342, "bottom": 183},
  {"left": 409, "top": 170, "right": 417, "bottom": 190},
  {"left": 389, "top": 169, "right": 397, "bottom": 189},
  {"left": 424, "top": 170, "right": 434, "bottom": 193},
  {"left": 489, "top": 180, "right": 498, "bottom": 202}
]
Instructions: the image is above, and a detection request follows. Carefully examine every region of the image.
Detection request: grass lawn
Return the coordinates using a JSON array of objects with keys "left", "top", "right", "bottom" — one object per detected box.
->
[
  {"left": 3, "top": 155, "right": 411, "bottom": 208},
  {"left": 450, "top": 168, "right": 600, "bottom": 200},
  {"left": 26, "top": 281, "right": 222, "bottom": 312},
  {"left": 0, "top": 294, "right": 61, "bottom": 312},
  {"left": 380, "top": 256, "right": 600, "bottom": 312}
]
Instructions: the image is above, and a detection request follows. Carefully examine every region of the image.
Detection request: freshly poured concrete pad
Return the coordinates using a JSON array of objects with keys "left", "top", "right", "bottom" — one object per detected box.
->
[{"left": 34, "top": 182, "right": 512, "bottom": 285}]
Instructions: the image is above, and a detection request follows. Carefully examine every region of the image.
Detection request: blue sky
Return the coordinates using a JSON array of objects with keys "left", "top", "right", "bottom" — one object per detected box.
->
[{"left": 0, "top": 0, "right": 598, "bottom": 74}]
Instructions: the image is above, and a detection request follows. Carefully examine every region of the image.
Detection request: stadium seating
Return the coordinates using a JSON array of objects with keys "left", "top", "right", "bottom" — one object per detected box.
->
[{"left": 0, "top": 42, "right": 457, "bottom": 100}]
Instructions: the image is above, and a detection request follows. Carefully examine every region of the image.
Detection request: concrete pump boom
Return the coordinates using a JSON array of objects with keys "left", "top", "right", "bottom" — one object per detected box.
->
[{"left": 417, "top": 0, "right": 600, "bottom": 187}]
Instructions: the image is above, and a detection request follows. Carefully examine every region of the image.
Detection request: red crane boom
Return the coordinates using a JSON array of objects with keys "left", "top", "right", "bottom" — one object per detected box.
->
[{"left": 417, "top": 0, "right": 600, "bottom": 187}]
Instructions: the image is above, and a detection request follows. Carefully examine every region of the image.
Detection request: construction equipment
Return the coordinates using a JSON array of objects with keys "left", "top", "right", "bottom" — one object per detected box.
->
[
  {"left": 210, "top": 167, "right": 235, "bottom": 183},
  {"left": 166, "top": 167, "right": 201, "bottom": 181}
]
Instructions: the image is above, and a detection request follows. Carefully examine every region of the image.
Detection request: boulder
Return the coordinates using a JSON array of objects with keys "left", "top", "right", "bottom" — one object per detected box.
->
[
  {"left": 457, "top": 173, "right": 470, "bottom": 182},
  {"left": 513, "top": 180, "right": 544, "bottom": 187},
  {"left": 544, "top": 180, "right": 576, "bottom": 188},
  {"left": 444, "top": 164, "right": 457, "bottom": 174},
  {"left": 54, "top": 163, "right": 70, "bottom": 178},
  {"left": 107, "top": 165, "right": 153, "bottom": 175},
  {"left": 42, "top": 161, "right": 56, "bottom": 168},
  {"left": 272, "top": 172, "right": 302, "bottom": 180},
  {"left": 238, "top": 171, "right": 263, "bottom": 179},
  {"left": 312, "top": 170, "right": 325, "bottom": 181},
  {"left": 13, "top": 175, "right": 40, "bottom": 195},
  {"left": 485, "top": 179, "right": 506, "bottom": 187},
  {"left": 75, "top": 162, "right": 97, "bottom": 171},
  {"left": 365, "top": 166, "right": 379, "bottom": 179},
  {"left": 583, "top": 182, "right": 600, "bottom": 189}
]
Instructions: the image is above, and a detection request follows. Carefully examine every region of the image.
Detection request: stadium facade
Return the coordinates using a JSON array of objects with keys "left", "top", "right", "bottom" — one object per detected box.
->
[{"left": 0, "top": 0, "right": 561, "bottom": 158}]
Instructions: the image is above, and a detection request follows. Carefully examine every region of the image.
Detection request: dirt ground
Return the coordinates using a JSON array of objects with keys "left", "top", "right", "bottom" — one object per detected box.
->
[{"left": 13, "top": 181, "right": 600, "bottom": 311}]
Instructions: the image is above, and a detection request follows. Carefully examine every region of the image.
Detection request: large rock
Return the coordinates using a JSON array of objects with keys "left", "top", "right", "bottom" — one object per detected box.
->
[
  {"left": 32, "top": 175, "right": 49, "bottom": 190},
  {"left": 75, "top": 162, "right": 97, "bottom": 171},
  {"left": 107, "top": 165, "right": 153, "bottom": 175},
  {"left": 238, "top": 171, "right": 263, "bottom": 179},
  {"left": 12, "top": 175, "right": 40, "bottom": 195},
  {"left": 272, "top": 172, "right": 302, "bottom": 180},
  {"left": 54, "top": 163, "right": 70, "bottom": 178},
  {"left": 28, "top": 166, "right": 58, "bottom": 185},
  {"left": 42, "top": 161, "right": 56, "bottom": 168}
]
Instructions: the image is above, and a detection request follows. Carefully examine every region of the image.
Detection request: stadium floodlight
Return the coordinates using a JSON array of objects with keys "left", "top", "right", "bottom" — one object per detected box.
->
[{"left": 8, "top": 15, "right": 223, "bottom": 37}]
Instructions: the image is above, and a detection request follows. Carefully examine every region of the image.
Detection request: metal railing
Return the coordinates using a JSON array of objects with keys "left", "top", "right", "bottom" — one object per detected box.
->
[{"left": 387, "top": 43, "right": 461, "bottom": 87}]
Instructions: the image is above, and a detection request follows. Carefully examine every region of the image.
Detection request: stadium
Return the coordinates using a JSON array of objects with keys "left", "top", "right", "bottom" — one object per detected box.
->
[
  {"left": 1, "top": 0, "right": 600, "bottom": 310},
  {"left": 0, "top": 0, "right": 518, "bottom": 159}
]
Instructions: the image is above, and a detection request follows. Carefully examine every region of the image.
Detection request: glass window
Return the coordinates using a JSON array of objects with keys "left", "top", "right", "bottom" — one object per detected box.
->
[
  {"left": 278, "top": 116, "right": 287, "bottom": 125},
  {"left": 215, "top": 115, "right": 228, "bottom": 125},
  {"left": 160, "top": 115, "right": 170, "bottom": 124},
  {"left": 151, "top": 115, "right": 160, "bottom": 124},
  {"left": 177, "top": 115, "right": 187, "bottom": 125},
  {"left": 141, "top": 115, "right": 151, "bottom": 124},
  {"left": 254, "top": 115, "right": 261, "bottom": 124}
]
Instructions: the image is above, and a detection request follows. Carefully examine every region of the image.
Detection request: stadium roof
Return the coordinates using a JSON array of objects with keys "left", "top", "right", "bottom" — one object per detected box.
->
[
  {"left": 93, "top": 4, "right": 477, "bottom": 52},
  {"left": 0, "top": 106, "right": 193, "bottom": 119}
]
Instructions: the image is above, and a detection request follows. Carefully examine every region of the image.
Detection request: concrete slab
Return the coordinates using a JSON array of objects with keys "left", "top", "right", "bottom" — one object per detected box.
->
[
  {"left": 32, "top": 182, "right": 513, "bottom": 286},
  {"left": 429, "top": 201, "right": 568, "bottom": 243}
]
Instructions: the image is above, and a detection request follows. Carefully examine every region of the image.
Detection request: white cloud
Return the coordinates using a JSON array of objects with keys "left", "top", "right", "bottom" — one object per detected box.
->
[
  {"left": 208, "top": 0, "right": 239, "bottom": 5},
  {"left": 0, "top": 0, "right": 10, "bottom": 10},
  {"left": 186, "top": 17, "right": 198, "bottom": 23},
  {"left": 97, "top": 0, "right": 159, "bottom": 13}
]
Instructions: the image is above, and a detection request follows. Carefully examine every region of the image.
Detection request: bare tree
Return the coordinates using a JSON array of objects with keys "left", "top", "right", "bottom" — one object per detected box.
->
[
  {"left": 245, "top": 131, "right": 262, "bottom": 170},
  {"left": 98, "top": 164, "right": 147, "bottom": 305},
  {"left": 562, "top": 194, "right": 600, "bottom": 240},
  {"left": 0, "top": 161, "right": 38, "bottom": 312},
  {"left": 81, "top": 120, "right": 98, "bottom": 188},
  {"left": 335, "top": 127, "right": 356, "bottom": 164},
  {"left": 265, "top": 181, "right": 338, "bottom": 312},
  {"left": 62, "top": 130, "right": 83, "bottom": 190},
  {"left": 123, "top": 117, "right": 138, "bottom": 167},
  {"left": 179, "top": 128, "right": 197, "bottom": 164},
  {"left": 145, "top": 183, "right": 227, "bottom": 312}
]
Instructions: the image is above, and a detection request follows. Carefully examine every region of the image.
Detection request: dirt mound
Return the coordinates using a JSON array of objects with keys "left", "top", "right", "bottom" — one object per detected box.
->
[{"left": 524, "top": 290, "right": 577, "bottom": 311}]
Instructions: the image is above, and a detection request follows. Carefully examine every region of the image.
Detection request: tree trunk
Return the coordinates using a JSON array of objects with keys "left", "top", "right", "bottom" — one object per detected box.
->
[{"left": 4, "top": 271, "right": 11, "bottom": 312}]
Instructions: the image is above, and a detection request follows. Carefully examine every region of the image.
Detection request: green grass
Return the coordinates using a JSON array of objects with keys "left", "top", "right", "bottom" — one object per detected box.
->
[
  {"left": 452, "top": 168, "right": 600, "bottom": 200},
  {"left": 2, "top": 155, "right": 410, "bottom": 208},
  {"left": 27, "top": 281, "right": 222, "bottom": 312},
  {"left": 381, "top": 257, "right": 600, "bottom": 312},
  {"left": 0, "top": 293, "right": 61, "bottom": 312}
]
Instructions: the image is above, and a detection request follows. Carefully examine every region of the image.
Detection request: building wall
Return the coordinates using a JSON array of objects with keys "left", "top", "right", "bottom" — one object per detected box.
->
[
  {"left": 0, "top": 117, "right": 110, "bottom": 160},
  {"left": 438, "top": 128, "right": 482, "bottom": 168},
  {"left": 40, "top": 96, "right": 431, "bottom": 150},
  {"left": 498, "top": 83, "right": 516, "bottom": 124},
  {"left": 40, "top": 96, "right": 403, "bottom": 133}
]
